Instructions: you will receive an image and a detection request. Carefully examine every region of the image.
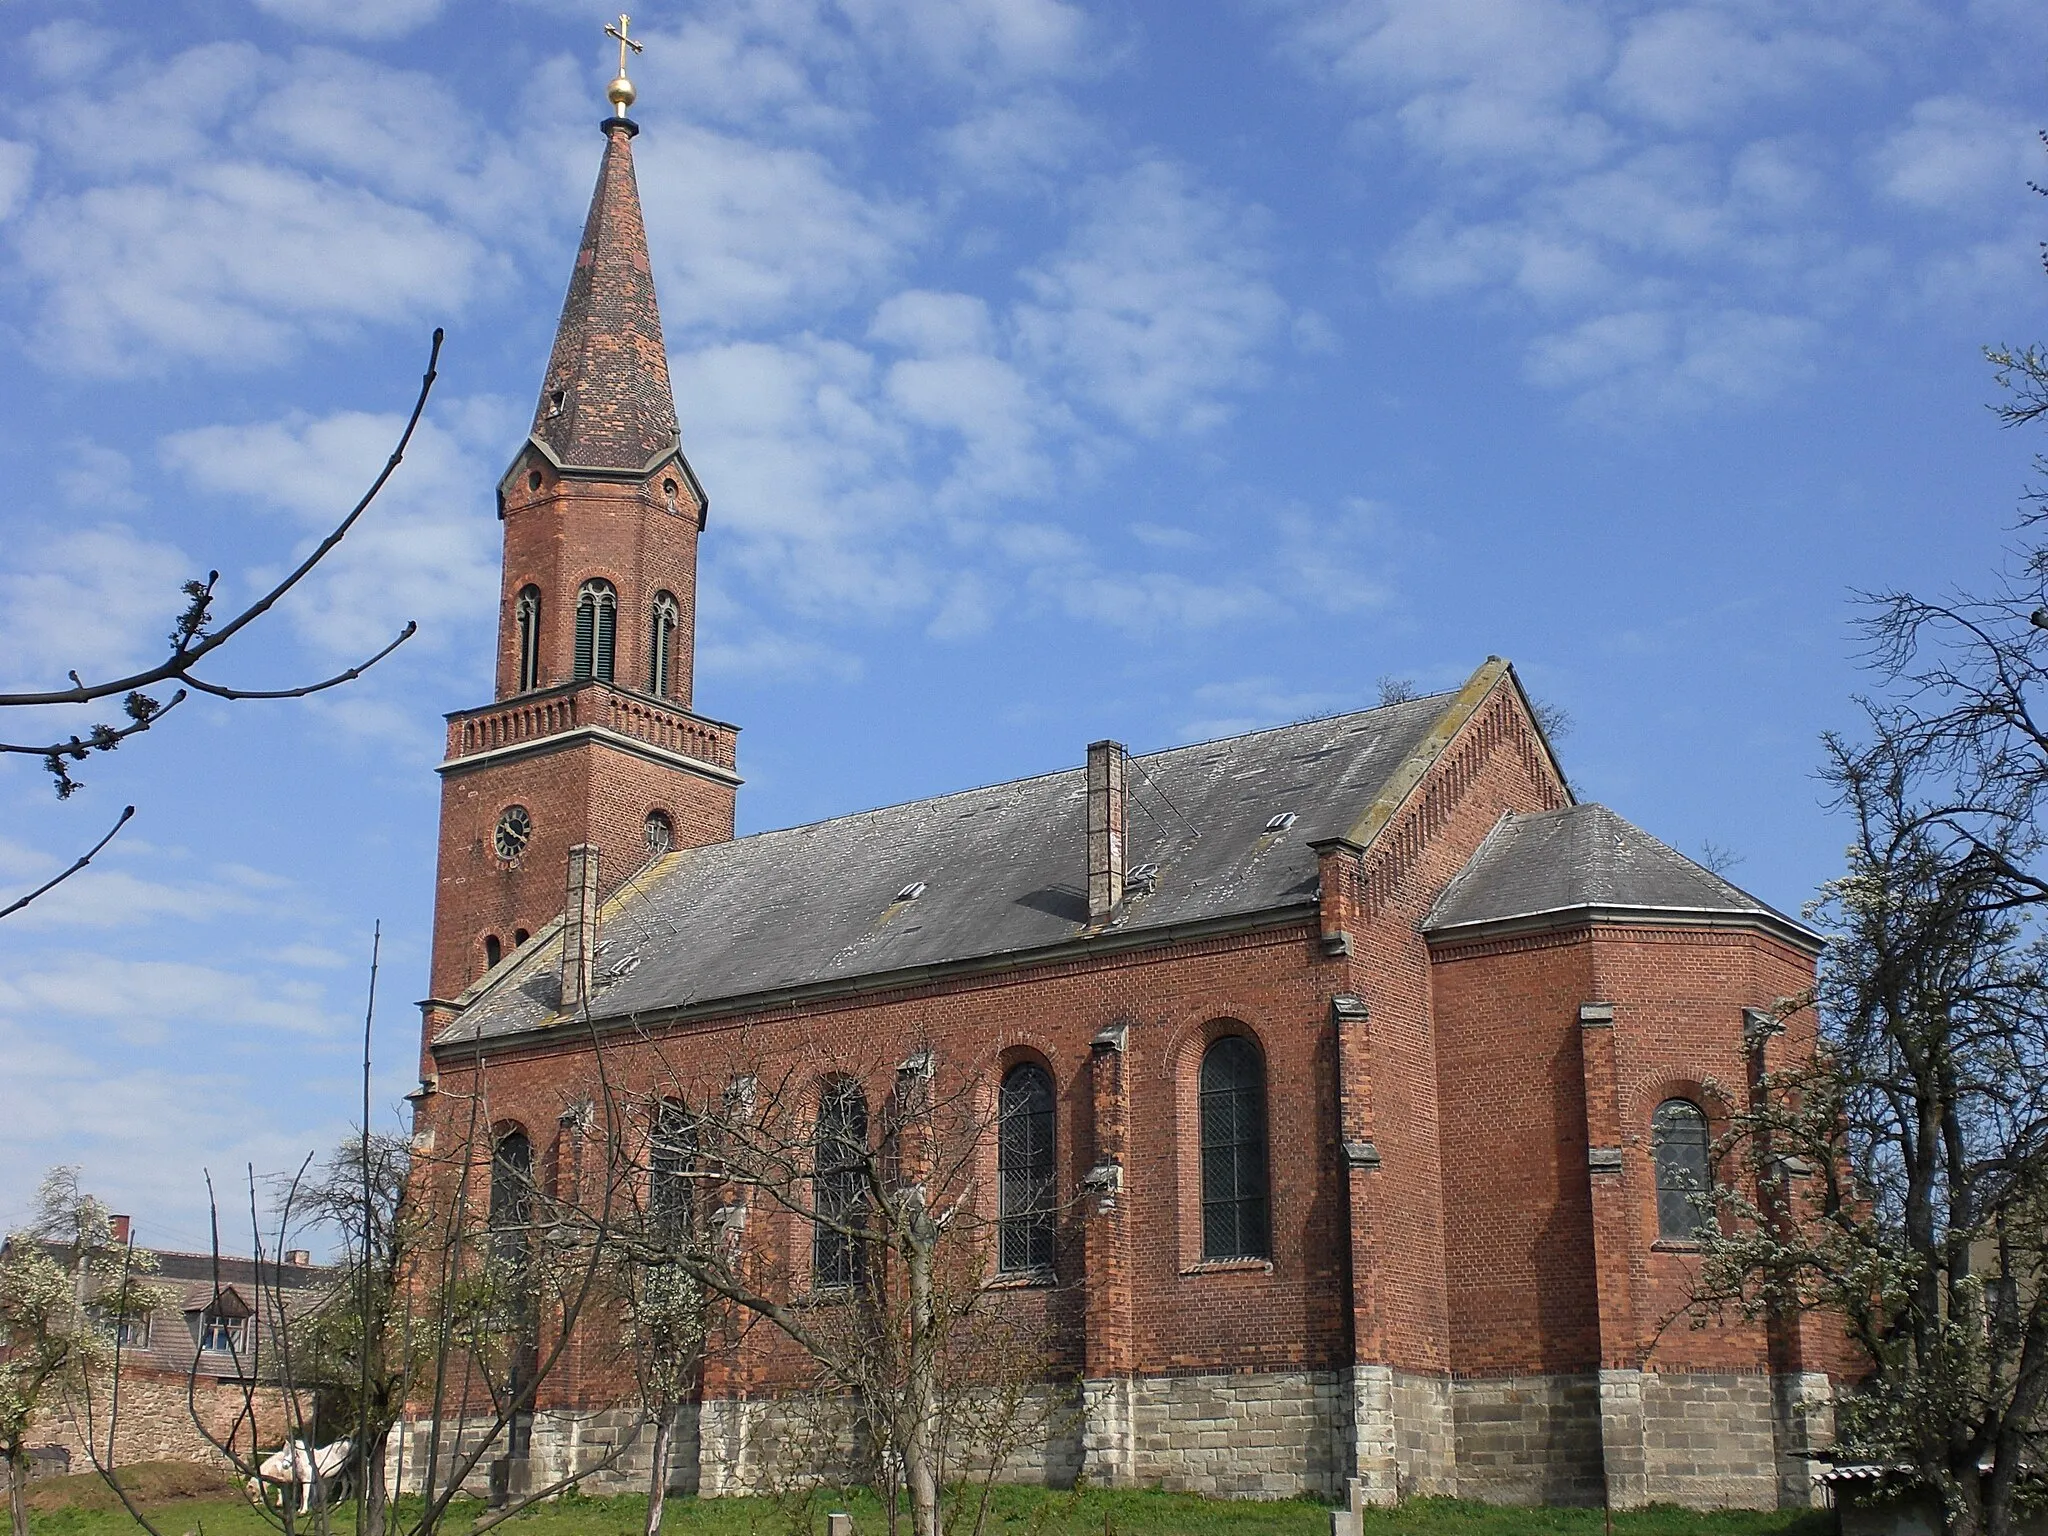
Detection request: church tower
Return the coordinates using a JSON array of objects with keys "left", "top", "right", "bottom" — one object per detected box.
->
[{"left": 424, "top": 57, "right": 738, "bottom": 1012}]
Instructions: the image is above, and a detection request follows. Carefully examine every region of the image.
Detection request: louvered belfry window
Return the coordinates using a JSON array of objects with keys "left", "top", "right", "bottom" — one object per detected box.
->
[
  {"left": 998, "top": 1063, "right": 1056, "bottom": 1273},
  {"left": 574, "top": 580, "right": 617, "bottom": 683},
  {"left": 1199, "top": 1035, "right": 1271, "bottom": 1261},
  {"left": 649, "top": 591, "right": 680, "bottom": 697},
  {"left": 514, "top": 586, "right": 542, "bottom": 692}
]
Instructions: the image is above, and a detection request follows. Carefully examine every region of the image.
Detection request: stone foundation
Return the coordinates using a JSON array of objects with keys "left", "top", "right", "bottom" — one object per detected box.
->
[
  {"left": 1392, "top": 1371, "right": 1455, "bottom": 1497},
  {"left": 1126, "top": 1370, "right": 1347, "bottom": 1499},
  {"left": 1775, "top": 1372, "right": 1834, "bottom": 1510},
  {"left": 388, "top": 1367, "right": 1831, "bottom": 1509},
  {"left": 1450, "top": 1375, "right": 1602, "bottom": 1506}
]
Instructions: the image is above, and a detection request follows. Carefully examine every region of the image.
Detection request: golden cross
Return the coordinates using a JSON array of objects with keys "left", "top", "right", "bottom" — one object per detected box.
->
[{"left": 605, "top": 14, "right": 643, "bottom": 75}]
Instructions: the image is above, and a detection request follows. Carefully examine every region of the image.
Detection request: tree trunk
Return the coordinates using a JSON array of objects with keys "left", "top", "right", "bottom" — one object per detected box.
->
[
  {"left": 643, "top": 1408, "right": 674, "bottom": 1536},
  {"left": 904, "top": 1235, "right": 941, "bottom": 1536},
  {"left": 364, "top": 1426, "right": 391, "bottom": 1536},
  {"left": 9, "top": 1447, "right": 31, "bottom": 1536}
]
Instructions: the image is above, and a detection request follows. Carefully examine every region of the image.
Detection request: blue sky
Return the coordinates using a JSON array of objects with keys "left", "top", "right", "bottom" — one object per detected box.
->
[{"left": 0, "top": 0, "right": 2041, "bottom": 1248}]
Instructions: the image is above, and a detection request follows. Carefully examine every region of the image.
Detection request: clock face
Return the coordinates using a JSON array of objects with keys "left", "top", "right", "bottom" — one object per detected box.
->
[{"left": 494, "top": 805, "right": 533, "bottom": 861}]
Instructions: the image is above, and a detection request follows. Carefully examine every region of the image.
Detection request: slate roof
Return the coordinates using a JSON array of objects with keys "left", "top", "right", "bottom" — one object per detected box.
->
[
  {"left": 1422, "top": 803, "right": 1818, "bottom": 946},
  {"left": 437, "top": 689, "right": 1468, "bottom": 1046},
  {"left": 527, "top": 121, "right": 680, "bottom": 471}
]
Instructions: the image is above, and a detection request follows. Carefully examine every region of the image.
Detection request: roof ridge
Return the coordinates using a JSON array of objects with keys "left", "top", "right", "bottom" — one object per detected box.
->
[{"left": 687, "top": 691, "right": 1462, "bottom": 853}]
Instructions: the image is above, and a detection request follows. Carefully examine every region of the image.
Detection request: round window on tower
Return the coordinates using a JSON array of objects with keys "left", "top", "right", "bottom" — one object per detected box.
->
[
  {"left": 494, "top": 805, "right": 533, "bottom": 862},
  {"left": 644, "top": 809, "right": 674, "bottom": 856}
]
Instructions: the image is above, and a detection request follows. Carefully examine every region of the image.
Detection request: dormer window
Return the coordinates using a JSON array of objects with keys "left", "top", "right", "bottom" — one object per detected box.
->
[
  {"left": 574, "top": 580, "right": 617, "bottom": 683},
  {"left": 547, "top": 388, "right": 566, "bottom": 418}
]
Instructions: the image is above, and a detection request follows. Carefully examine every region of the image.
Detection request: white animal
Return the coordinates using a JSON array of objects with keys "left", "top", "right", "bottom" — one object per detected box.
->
[{"left": 253, "top": 1438, "right": 353, "bottom": 1514}]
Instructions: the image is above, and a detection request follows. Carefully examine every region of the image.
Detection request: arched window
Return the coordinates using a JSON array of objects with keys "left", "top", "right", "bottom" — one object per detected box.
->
[
  {"left": 998, "top": 1063, "right": 1056, "bottom": 1274},
  {"left": 1653, "top": 1099, "right": 1712, "bottom": 1240},
  {"left": 574, "top": 580, "right": 617, "bottom": 683},
  {"left": 514, "top": 586, "right": 542, "bottom": 693},
  {"left": 644, "top": 809, "right": 674, "bottom": 857},
  {"left": 484, "top": 934, "right": 502, "bottom": 969},
  {"left": 1199, "top": 1035, "right": 1270, "bottom": 1261},
  {"left": 813, "top": 1078, "right": 869, "bottom": 1290},
  {"left": 648, "top": 591, "right": 680, "bottom": 697},
  {"left": 650, "top": 1099, "right": 695, "bottom": 1237},
  {"left": 488, "top": 1129, "right": 534, "bottom": 1270},
  {"left": 513, "top": 928, "right": 530, "bottom": 947}
]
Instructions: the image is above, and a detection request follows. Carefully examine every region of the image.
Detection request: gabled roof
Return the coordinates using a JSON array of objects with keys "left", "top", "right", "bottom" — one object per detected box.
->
[
  {"left": 436, "top": 681, "right": 1498, "bottom": 1048},
  {"left": 1422, "top": 803, "right": 1820, "bottom": 950},
  {"left": 527, "top": 122, "right": 679, "bottom": 472}
]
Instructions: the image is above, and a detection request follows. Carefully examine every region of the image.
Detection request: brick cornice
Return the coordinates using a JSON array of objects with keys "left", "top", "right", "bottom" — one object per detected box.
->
[
  {"left": 435, "top": 723, "right": 742, "bottom": 785},
  {"left": 1424, "top": 905, "right": 1822, "bottom": 959}
]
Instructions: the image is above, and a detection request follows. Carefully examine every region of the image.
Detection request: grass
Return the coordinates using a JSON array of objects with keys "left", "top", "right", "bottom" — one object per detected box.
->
[{"left": 24, "top": 1466, "right": 1841, "bottom": 1536}]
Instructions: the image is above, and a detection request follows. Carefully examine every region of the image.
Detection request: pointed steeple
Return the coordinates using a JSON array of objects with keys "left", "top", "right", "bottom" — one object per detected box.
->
[{"left": 530, "top": 118, "right": 679, "bottom": 471}]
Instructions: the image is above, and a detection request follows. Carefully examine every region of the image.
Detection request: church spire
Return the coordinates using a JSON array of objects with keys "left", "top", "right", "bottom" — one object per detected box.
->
[{"left": 529, "top": 27, "right": 676, "bottom": 472}]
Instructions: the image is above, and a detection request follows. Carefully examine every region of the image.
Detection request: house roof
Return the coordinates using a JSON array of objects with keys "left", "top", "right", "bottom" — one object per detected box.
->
[
  {"left": 437, "top": 680, "right": 1491, "bottom": 1048},
  {"left": 1422, "top": 802, "right": 1820, "bottom": 949}
]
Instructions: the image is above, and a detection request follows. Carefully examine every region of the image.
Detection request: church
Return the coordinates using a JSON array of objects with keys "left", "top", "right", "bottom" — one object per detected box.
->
[{"left": 406, "top": 56, "right": 1848, "bottom": 1513}]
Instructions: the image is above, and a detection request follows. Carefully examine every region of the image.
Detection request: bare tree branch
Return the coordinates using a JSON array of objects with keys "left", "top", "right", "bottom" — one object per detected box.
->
[
  {"left": 0, "top": 804, "right": 135, "bottom": 920},
  {"left": 0, "top": 329, "right": 441, "bottom": 713},
  {"left": 0, "top": 327, "right": 440, "bottom": 802}
]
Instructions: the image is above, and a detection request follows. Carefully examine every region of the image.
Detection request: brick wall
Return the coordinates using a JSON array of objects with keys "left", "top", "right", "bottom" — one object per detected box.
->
[
  {"left": 496, "top": 463, "right": 702, "bottom": 710},
  {"left": 429, "top": 735, "right": 736, "bottom": 1003}
]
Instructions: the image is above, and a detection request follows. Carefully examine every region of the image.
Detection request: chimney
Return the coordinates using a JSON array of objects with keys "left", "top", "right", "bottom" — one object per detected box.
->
[
  {"left": 560, "top": 843, "right": 601, "bottom": 1014},
  {"left": 284, "top": 1249, "right": 311, "bottom": 1268},
  {"left": 108, "top": 1215, "right": 131, "bottom": 1245},
  {"left": 1087, "top": 740, "right": 1127, "bottom": 925}
]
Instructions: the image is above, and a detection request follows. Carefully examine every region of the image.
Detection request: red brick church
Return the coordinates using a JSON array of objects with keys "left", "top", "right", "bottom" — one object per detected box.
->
[{"left": 407, "top": 74, "right": 1846, "bottom": 1512}]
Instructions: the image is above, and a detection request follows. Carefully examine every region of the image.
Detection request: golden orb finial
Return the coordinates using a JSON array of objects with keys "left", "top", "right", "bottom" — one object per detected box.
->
[{"left": 604, "top": 14, "right": 643, "bottom": 117}]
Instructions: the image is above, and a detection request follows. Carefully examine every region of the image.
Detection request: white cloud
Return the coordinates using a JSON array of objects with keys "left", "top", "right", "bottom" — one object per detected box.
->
[
  {"left": 1288, "top": 0, "right": 1615, "bottom": 168},
  {"left": 0, "top": 849, "right": 272, "bottom": 933},
  {"left": 1046, "top": 568, "right": 1275, "bottom": 635},
  {"left": 0, "top": 1014, "right": 351, "bottom": 1243},
  {"left": 1275, "top": 0, "right": 2035, "bottom": 409},
  {"left": 838, "top": 0, "right": 1095, "bottom": 83},
  {"left": 1873, "top": 96, "right": 2036, "bottom": 218},
  {"left": 0, "top": 525, "right": 190, "bottom": 689},
  {"left": 640, "top": 124, "right": 921, "bottom": 334},
  {"left": 6, "top": 37, "right": 544, "bottom": 374},
  {"left": 0, "top": 142, "right": 33, "bottom": 223},
  {"left": 1527, "top": 306, "right": 1819, "bottom": 412},
  {"left": 55, "top": 441, "right": 144, "bottom": 513},
  {"left": 17, "top": 164, "right": 496, "bottom": 374},
  {"left": 937, "top": 94, "right": 1097, "bottom": 184},
  {"left": 252, "top": 0, "right": 447, "bottom": 40},
  {"left": 162, "top": 410, "right": 499, "bottom": 663},
  {"left": 0, "top": 953, "right": 333, "bottom": 1042},
  {"left": 1017, "top": 160, "right": 1287, "bottom": 436},
  {"left": 679, "top": 336, "right": 935, "bottom": 620},
  {"left": 1606, "top": 10, "right": 1867, "bottom": 133}
]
